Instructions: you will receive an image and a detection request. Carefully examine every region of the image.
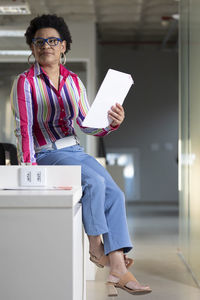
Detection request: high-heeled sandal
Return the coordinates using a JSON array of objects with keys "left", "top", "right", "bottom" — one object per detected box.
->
[
  {"left": 89, "top": 252, "right": 134, "bottom": 269},
  {"left": 107, "top": 271, "right": 152, "bottom": 296}
]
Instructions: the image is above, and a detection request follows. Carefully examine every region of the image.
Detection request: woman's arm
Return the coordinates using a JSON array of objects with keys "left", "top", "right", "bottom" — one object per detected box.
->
[
  {"left": 76, "top": 78, "right": 124, "bottom": 136},
  {"left": 10, "top": 75, "right": 37, "bottom": 165}
]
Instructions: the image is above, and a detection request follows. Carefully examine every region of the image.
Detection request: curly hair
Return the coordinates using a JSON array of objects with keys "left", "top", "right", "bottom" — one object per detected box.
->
[{"left": 25, "top": 14, "right": 72, "bottom": 53}]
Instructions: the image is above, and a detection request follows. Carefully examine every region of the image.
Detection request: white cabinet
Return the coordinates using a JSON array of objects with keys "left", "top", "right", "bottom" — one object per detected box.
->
[{"left": 0, "top": 166, "right": 84, "bottom": 300}]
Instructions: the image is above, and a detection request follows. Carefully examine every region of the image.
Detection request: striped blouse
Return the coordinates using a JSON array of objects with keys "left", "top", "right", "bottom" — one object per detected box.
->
[{"left": 11, "top": 62, "right": 117, "bottom": 164}]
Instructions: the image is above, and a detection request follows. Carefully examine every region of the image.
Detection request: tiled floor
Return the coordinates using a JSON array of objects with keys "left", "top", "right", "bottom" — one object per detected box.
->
[{"left": 87, "top": 204, "right": 200, "bottom": 300}]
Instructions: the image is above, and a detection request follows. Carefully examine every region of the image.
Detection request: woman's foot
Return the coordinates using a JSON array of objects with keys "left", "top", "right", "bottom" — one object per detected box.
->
[
  {"left": 108, "top": 272, "right": 151, "bottom": 292},
  {"left": 88, "top": 235, "right": 134, "bottom": 268},
  {"left": 108, "top": 250, "right": 151, "bottom": 294},
  {"left": 89, "top": 241, "right": 105, "bottom": 261},
  {"left": 88, "top": 235, "right": 109, "bottom": 266}
]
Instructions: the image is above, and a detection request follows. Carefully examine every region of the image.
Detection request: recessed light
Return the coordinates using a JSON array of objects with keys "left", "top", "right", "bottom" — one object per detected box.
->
[
  {"left": 172, "top": 14, "right": 180, "bottom": 20},
  {"left": 0, "top": 50, "right": 31, "bottom": 55},
  {"left": 0, "top": 1, "right": 31, "bottom": 15},
  {"left": 0, "top": 30, "right": 25, "bottom": 37}
]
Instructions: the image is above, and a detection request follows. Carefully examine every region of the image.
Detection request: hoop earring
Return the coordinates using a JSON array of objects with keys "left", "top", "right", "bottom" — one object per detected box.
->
[
  {"left": 28, "top": 53, "right": 35, "bottom": 65},
  {"left": 60, "top": 52, "right": 66, "bottom": 65}
]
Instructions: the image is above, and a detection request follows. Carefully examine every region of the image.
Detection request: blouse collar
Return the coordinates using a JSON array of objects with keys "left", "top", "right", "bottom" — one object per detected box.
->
[{"left": 27, "top": 62, "right": 70, "bottom": 79}]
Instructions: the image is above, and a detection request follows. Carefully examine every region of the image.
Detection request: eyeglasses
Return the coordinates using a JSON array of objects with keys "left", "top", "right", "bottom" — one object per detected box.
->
[{"left": 32, "top": 37, "right": 62, "bottom": 47}]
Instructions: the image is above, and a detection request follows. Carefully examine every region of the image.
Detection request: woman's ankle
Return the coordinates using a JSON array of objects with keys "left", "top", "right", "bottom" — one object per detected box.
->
[
  {"left": 108, "top": 250, "right": 127, "bottom": 275},
  {"left": 110, "top": 263, "right": 127, "bottom": 275},
  {"left": 88, "top": 235, "right": 102, "bottom": 246},
  {"left": 88, "top": 235, "right": 104, "bottom": 258}
]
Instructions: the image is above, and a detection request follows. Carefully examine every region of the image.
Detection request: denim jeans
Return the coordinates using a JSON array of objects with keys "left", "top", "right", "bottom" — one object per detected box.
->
[{"left": 36, "top": 145, "right": 133, "bottom": 255}]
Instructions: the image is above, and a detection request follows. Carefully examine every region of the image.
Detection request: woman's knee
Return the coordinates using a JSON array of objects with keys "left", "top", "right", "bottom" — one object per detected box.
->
[
  {"left": 104, "top": 186, "right": 125, "bottom": 212},
  {"left": 82, "top": 172, "right": 106, "bottom": 191},
  {"left": 114, "top": 186, "right": 125, "bottom": 203}
]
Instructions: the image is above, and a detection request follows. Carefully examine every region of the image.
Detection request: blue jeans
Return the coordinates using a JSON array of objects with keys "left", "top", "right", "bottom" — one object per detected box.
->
[{"left": 36, "top": 145, "right": 133, "bottom": 255}]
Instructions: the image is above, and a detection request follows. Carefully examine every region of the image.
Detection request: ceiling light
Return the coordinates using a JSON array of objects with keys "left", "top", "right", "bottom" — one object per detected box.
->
[
  {"left": 0, "top": 1, "right": 31, "bottom": 15},
  {"left": 172, "top": 14, "right": 180, "bottom": 20},
  {"left": 0, "top": 50, "right": 31, "bottom": 56},
  {"left": 0, "top": 30, "right": 25, "bottom": 37}
]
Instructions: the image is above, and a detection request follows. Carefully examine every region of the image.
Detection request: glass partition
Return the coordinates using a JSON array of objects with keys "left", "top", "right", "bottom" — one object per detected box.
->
[
  {"left": 179, "top": 0, "right": 200, "bottom": 285},
  {"left": 179, "top": 0, "right": 189, "bottom": 264}
]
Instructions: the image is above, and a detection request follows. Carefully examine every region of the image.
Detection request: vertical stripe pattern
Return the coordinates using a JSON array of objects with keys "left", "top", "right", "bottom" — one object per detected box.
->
[{"left": 10, "top": 62, "right": 116, "bottom": 164}]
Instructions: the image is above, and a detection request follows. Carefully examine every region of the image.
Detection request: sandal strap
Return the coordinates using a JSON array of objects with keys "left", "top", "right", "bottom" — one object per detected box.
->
[
  {"left": 110, "top": 271, "right": 138, "bottom": 286},
  {"left": 89, "top": 252, "right": 97, "bottom": 259},
  {"left": 89, "top": 252, "right": 108, "bottom": 266}
]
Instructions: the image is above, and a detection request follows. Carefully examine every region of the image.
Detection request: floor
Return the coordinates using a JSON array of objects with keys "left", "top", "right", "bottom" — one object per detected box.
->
[{"left": 86, "top": 204, "right": 200, "bottom": 300}]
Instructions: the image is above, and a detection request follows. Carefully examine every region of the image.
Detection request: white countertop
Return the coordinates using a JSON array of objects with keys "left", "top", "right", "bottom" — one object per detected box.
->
[{"left": 0, "top": 186, "right": 82, "bottom": 208}]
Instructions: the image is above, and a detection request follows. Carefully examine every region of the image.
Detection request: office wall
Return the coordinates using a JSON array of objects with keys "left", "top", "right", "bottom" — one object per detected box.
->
[
  {"left": 179, "top": 0, "right": 200, "bottom": 285},
  {"left": 98, "top": 45, "right": 178, "bottom": 203},
  {"left": 0, "top": 63, "right": 27, "bottom": 145}
]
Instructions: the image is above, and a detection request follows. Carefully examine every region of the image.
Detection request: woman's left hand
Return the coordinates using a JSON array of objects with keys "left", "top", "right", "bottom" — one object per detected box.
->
[{"left": 108, "top": 103, "right": 125, "bottom": 128}]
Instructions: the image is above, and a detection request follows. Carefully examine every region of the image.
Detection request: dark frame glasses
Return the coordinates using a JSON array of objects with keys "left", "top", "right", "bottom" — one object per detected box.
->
[{"left": 32, "top": 37, "right": 62, "bottom": 47}]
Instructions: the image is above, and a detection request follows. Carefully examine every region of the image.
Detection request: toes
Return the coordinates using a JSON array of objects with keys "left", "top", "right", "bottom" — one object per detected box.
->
[{"left": 126, "top": 281, "right": 151, "bottom": 291}]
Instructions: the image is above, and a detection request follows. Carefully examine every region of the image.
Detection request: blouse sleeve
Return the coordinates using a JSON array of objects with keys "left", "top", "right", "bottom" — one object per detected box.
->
[
  {"left": 10, "top": 75, "right": 37, "bottom": 165},
  {"left": 76, "top": 78, "right": 119, "bottom": 136}
]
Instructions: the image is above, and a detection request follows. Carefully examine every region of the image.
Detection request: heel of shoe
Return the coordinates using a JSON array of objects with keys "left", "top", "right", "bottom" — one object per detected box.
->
[{"left": 106, "top": 283, "right": 118, "bottom": 297}]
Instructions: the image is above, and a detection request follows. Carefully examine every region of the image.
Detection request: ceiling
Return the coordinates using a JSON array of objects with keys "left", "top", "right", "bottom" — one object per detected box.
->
[{"left": 0, "top": 0, "right": 179, "bottom": 49}]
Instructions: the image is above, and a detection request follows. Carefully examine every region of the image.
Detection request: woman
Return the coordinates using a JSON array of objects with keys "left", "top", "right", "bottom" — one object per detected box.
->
[{"left": 11, "top": 14, "right": 151, "bottom": 296}]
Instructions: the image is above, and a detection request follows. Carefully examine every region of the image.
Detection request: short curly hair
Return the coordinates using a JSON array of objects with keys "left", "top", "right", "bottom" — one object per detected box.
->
[{"left": 25, "top": 14, "right": 72, "bottom": 53}]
